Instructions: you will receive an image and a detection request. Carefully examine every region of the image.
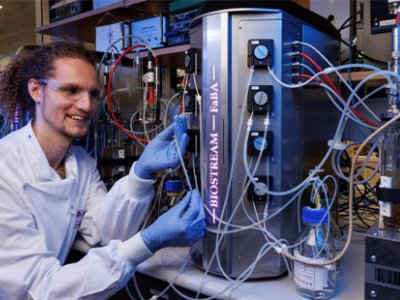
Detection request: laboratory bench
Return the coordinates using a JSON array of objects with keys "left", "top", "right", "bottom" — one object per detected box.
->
[{"left": 121, "top": 242, "right": 365, "bottom": 300}]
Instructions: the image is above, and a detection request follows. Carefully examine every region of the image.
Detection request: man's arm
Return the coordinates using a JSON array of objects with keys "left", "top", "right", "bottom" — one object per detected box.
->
[
  {"left": 0, "top": 179, "right": 142, "bottom": 300},
  {"left": 79, "top": 157, "right": 155, "bottom": 246}
]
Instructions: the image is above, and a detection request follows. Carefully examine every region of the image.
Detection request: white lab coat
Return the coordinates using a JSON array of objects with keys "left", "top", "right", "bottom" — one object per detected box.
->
[{"left": 0, "top": 122, "right": 155, "bottom": 299}]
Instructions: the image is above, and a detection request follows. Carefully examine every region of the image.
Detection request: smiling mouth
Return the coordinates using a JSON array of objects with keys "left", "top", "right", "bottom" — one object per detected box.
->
[{"left": 67, "top": 114, "right": 90, "bottom": 122}]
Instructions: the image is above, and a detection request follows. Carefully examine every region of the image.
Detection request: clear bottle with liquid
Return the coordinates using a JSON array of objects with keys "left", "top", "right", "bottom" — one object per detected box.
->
[
  {"left": 293, "top": 206, "right": 336, "bottom": 300},
  {"left": 321, "top": 198, "right": 343, "bottom": 276},
  {"left": 329, "top": 216, "right": 343, "bottom": 276}
]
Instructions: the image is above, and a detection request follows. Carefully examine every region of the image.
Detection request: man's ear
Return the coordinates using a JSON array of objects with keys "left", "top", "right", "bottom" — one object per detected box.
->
[{"left": 27, "top": 79, "right": 43, "bottom": 104}]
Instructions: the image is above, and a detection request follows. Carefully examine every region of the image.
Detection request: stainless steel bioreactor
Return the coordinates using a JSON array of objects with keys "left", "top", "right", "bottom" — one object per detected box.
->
[{"left": 189, "top": 2, "right": 340, "bottom": 279}]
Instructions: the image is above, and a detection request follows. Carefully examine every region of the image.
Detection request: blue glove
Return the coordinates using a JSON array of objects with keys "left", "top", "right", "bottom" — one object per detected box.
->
[
  {"left": 135, "top": 114, "right": 188, "bottom": 180},
  {"left": 140, "top": 189, "right": 206, "bottom": 253}
]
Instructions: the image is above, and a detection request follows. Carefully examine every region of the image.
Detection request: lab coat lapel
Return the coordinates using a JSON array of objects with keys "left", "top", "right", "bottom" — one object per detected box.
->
[
  {"left": 22, "top": 153, "right": 80, "bottom": 258},
  {"left": 27, "top": 150, "right": 79, "bottom": 198},
  {"left": 26, "top": 177, "right": 75, "bottom": 198},
  {"left": 23, "top": 121, "right": 80, "bottom": 198},
  {"left": 22, "top": 182, "right": 72, "bottom": 257},
  {"left": 15, "top": 123, "right": 84, "bottom": 259}
]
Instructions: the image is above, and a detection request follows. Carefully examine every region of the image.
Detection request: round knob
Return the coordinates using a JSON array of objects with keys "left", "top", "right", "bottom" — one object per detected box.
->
[
  {"left": 253, "top": 45, "right": 269, "bottom": 60},
  {"left": 254, "top": 182, "right": 268, "bottom": 196},
  {"left": 253, "top": 91, "right": 268, "bottom": 106},
  {"left": 253, "top": 136, "right": 268, "bottom": 152}
]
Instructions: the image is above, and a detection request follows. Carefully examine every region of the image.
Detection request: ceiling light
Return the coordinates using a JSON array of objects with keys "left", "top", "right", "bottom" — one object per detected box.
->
[{"left": 0, "top": 6, "right": 3, "bottom": 10}]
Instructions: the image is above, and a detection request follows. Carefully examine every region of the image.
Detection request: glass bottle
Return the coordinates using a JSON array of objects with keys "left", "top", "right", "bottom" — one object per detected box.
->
[
  {"left": 321, "top": 197, "right": 343, "bottom": 276},
  {"left": 293, "top": 206, "right": 337, "bottom": 300},
  {"left": 329, "top": 216, "right": 343, "bottom": 276},
  {"left": 163, "top": 179, "right": 184, "bottom": 209}
]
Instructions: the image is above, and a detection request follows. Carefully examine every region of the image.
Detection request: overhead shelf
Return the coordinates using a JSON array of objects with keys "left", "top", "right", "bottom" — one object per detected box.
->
[
  {"left": 35, "top": 0, "right": 189, "bottom": 65},
  {"left": 36, "top": 0, "right": 169, "bottom": 43},
  {"left": 126, "top": 44, "right": 190, "bottom": 67}
]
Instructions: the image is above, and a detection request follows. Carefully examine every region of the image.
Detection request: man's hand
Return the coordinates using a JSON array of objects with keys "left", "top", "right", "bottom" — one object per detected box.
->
[
  {"left": 135, "top": 114, "right": 188, "bottom": 180},
  {"left": 140, "top": 190, "right": 205, "bottom": 253}
]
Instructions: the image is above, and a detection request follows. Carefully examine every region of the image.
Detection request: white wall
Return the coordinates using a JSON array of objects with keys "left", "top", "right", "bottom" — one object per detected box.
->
[
  {"left": 310, "top": 0, "right": 350, "bottom": 34},
  {"left": 310, "top": 0, "right": 351, "bottom": 60}
]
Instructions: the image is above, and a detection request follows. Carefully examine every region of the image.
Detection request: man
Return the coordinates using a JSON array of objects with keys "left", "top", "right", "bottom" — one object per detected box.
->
[{"left": 0, "top": 42, "right": 205, "bottom": 299}]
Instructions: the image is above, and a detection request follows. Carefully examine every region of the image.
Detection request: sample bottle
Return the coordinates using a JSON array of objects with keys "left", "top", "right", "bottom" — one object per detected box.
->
[
  {"left": 329, "top": 216, "right": 343, "bottom": 276},
  {"left": 293, "top": 206, "right": 336, "bottom": 299},
  {"left": 322, "top": 198, "right": 343, "bottom": 276},
  {"left": 164, "top": 179, "right": 184, "bottom": 207}
]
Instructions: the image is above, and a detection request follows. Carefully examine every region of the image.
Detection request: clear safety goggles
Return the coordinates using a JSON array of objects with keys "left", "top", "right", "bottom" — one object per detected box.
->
[{"left": 39, "top": 79, "right": 102, "bottom": 102}]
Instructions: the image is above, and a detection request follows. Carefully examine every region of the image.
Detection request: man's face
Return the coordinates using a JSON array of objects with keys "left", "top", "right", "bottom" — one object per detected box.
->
[{"left": 37, "top": 57, "right": 100, "bottom": 139}]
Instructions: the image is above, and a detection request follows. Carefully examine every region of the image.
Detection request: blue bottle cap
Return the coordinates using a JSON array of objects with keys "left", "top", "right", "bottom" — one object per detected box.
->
[
  {"left": 165, "top": 180, "right": 183, "bottom": 193},
  {"left": 302, "top": 206, "right": 328, "bottom": 224}
]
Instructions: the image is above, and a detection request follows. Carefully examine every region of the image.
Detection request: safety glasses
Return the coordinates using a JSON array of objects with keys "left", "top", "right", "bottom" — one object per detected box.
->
[{"left": 38, "top": 79, "right": 102, "bottom": 102}]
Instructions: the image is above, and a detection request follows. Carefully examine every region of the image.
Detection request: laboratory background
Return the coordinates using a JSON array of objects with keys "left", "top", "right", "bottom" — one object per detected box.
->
[{"left": 0, "top": 0, "right": 399, "bottom": 299}]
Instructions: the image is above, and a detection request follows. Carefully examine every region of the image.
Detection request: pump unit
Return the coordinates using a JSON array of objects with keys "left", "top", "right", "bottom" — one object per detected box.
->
[{"left": 189, "top": 2, "right": 339, "bottom": 279}]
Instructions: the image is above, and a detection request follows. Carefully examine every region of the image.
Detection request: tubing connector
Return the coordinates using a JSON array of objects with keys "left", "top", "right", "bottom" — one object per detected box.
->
[
  {"left": 273, "top": 243, "right": 288, "bottom": 255},
  {"left": 196, "top": 94, "right": 202, "bottom": 104},
  {"left": 264, "top": 116, "right": 271, "bottom": 128},
  {"left": 324, "top": 67, "right": 336, "bottom": 74},
  {"left": 292, "top": 40, "right": 301, "bottom": 51},
  {"left": 327, "top": 139, "right": 346, "bottom": 150},
  {"left": 246, "top": 117, "right": 254, "bottom": 130}
]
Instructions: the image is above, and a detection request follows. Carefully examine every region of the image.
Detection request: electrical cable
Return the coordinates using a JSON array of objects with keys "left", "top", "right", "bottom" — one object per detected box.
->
[
  {"left": 180, "top": 74, "right": 189, "bottom": 114},
  {"left": 142, "top": 98, "right": 151, "bottom": 142},
  {"left": 163, "top": 92, "right": 181, "bottom": 128},
  {"left": 166, "top": 243, "right": 276, "bottom": 300},
  {"left": 192, "top": 69, "right": 272, "bottom": 292},
  {"left": 299, "top": 42, "right": 396, "bottom": 121},
  {"left": 136, "top": 39, "right": 393, "bottom": 297},
  {"left": 334, "top": 142, "right": 380, "bottom": 184},
  {"left": 280, "top": 112, "right": 400, "bottom": 266},
  {"left": 192, "top": 154, "right": 199, "bottom": 192},
  {"left": 269, "top": 62, "right": 394, "bottom": 94},
  {"left": 339, "top": 38, "right": 388, "bottom": 66},
  {"left": 255, "top": 55, "right": 391, "bottom": 265},
  {"left": 131, "top": 272, "right": 145, "bottom": 300},
  {"left": 107, "top": 44, "right": 158, "bottom": 143},
  {"left": 338, "top": 9, "right": 361, "bottom": 32},
  {"left": 299, "top": 51, "right": 379, "bottom": 127},
  {"left": 299, "top": 63, "right": 388, "bottom": 113},
  {"left": 318, "top": 82, "right": 377, "bottom": 129},
  {"left": 212, "top": 120, "right": 270, "bottom": 281},
  {"left": 97, "top": 35, "right": 154, "bottom": 74},
  {"left": 189, "top": 60, "right": 363, "bottom": 234},
  {"left": 203, "top": 75, "right": 360, "bottom": 232}
]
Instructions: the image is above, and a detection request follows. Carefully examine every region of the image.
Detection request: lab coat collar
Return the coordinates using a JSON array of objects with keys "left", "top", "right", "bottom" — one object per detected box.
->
[
  {"left": 22, "top": 121, "right": 79, "bottom": 198},
  {"left": 23, "top": 177, "right": 76, "bottom": 199}
]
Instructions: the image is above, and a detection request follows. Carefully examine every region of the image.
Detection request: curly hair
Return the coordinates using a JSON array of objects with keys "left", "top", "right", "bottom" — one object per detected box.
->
[{"left": 0, "top": 42, "right": 96, "bottom": 118}]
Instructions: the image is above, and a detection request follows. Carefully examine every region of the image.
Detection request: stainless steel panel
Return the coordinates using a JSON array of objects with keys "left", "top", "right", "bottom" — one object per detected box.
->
[{"left": 191, "top": 9, "right": 339, "bottom": 279}]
